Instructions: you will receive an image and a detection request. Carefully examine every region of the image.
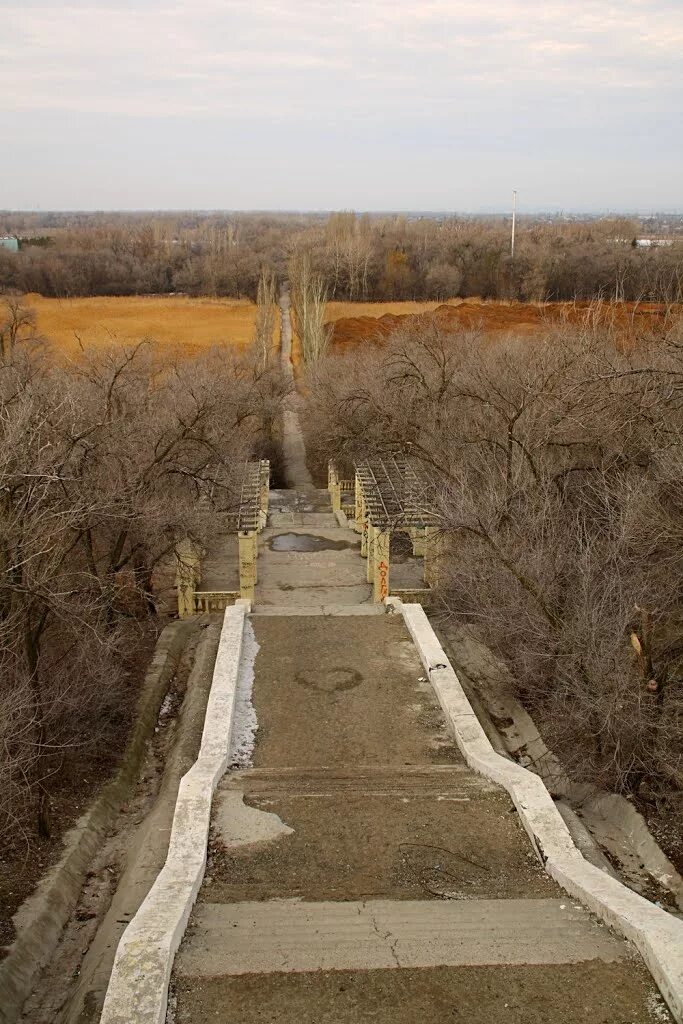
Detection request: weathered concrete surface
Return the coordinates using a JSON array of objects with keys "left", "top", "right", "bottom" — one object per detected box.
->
[
  {"left": 246, "top": 616, "right": 462, "bottom": 768},
  {"left": 205, "top": 767, "right": 554, "bottom": 903},
  {"left": 212, "top": 789, "right": 293, "bottom": 849},
  {"left": 170, "top": 964, "right": 670, "bottom": 1024},
  {"left": 176, "top": 898, "right": 629, "bottom": 975},
  {"left": 256, "top": 525, "right": 372, "bottom": 607},
  {"left": 172, "top": 610, "right": 673, "bottom": 1024}
]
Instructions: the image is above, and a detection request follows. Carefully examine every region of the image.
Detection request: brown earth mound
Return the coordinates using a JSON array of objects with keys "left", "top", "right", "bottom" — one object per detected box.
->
[{"left": 328, "top": 301, "right": 679, "bottom": 352}]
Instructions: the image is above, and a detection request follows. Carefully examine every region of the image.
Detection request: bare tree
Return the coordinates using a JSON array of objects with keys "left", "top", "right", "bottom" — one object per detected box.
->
[
  {"left": 0, "top": 313, "right": 292, "bottom": 846},
  {"left": 289, "top": 251, "right": 331, "bottom": 362},
  {"left": 252, "top": 266, "right": 277, "bottom": 372},
  {"left": 0, "top": 296, "right": 41, "bottom": 360}
]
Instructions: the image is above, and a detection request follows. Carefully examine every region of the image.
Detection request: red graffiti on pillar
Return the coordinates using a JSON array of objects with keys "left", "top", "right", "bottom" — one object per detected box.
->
[{"left": 378, "top": 560, "right": 389, "bottom": 599}]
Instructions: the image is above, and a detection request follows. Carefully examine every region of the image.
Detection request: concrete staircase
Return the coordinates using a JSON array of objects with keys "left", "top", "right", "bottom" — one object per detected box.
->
[{"left": 168, "top": 612, "right": 668, "bottom": 1024}]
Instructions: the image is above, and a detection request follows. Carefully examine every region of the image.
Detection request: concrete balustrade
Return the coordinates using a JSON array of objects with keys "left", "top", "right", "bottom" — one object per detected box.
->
[{"left": 176, "top": 461, "right": 270, "bottom": 616}]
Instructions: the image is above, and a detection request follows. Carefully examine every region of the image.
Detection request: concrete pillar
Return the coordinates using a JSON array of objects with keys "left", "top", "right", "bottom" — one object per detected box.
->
[
  {"left": 259, "top": 460, "right": 270, "bottom": 530},
  {"left": 175, "top": 539, "right": 200, "bottom": 618},
  {"left": 239, "top": 530, "right": 257, "bottom": 601},
  {"left": 424, "top": 526, "right": 442, "bottom": 587},
  {"left": 366, "top": 523, "right": 375, "bottom": 582},
  {"left": 411, "top": 527, "right": 426, "bottom": 557},
  {"left": 361, "top": 510, "right": 368, "bottom": 557},
  {"left": 327, "top": 462, "right": 341, "bottom": 513},
  {"left": 354, "top": 474, "right": 364, "bottom": 534},
  {"left": 373, "top": 529, "right": 391, "bottom": 603}
]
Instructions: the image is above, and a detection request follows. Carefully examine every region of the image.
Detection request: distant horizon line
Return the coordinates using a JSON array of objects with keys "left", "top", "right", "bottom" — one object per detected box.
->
[{"left": 2, "top": 207, "right": 683, "bottom": 218}]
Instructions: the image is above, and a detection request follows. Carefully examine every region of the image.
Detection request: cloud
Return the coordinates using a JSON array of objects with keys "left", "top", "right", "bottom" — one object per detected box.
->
[
  {"left": 1, "top": 0, "right": 681, "bottom": 117},
  {"left": 1, "top": 0, "right": 681, "bottom": 208}
]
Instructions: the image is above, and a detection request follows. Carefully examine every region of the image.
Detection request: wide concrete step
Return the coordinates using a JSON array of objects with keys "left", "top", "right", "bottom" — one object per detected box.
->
[
  {"left": 252, "top": 604, "right": 382, "bottom": 615},
  {"left": 268, "top": 488, "right": 332, "bottom": 513},
  {"left": 223, "top": 764, "right": 497, "bottom": 797},
  {"left": 268, "top": 512, "right": 339, "bottom": 528},
  {"left": 175, "top": 898, "right": 630, "bottom": 977}
]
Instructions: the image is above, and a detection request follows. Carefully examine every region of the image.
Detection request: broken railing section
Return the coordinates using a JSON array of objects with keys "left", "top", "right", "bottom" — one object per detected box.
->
[
  {"left": 329, "top": 457, "right": 442, "bottom": 604},
  {"left": 175, "top": 460, "right": 270, "bottom": 616}
]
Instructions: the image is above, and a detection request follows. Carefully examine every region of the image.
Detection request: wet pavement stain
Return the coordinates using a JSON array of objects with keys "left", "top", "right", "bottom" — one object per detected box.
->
[
  {"left": 295, "top": 667, "right": 364, "bottom": 693},
  {"left": 269, "top": 533, "right": 356, "bottom": 553}
]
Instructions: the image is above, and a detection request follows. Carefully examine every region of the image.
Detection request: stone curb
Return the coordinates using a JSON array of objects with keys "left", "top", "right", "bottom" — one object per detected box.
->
[
  {"left": 99, "top": 602, "right": 250, "bottom": 1024},
  {"left": 0, "top": 618, "right": 199, "bottom": 1024},
  {"left": 389, "top": 598, "right": 683, "bottom": 1023}
]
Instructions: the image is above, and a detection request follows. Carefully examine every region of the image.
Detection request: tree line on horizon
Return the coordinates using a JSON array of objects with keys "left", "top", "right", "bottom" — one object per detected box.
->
[{"left": 1, "top": 210, "right": 682, "bottom": 305}]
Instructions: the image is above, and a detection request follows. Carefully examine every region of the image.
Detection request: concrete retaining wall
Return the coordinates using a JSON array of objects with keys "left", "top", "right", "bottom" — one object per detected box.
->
[
  {"left": 99, "top": 602, "right": 249, "bottom": 1024},
  {"left": 390, "top": 598, "right": 683, "bottom": 1023},
  {"left": 0, "top": 618, "right": 199, "bottom": 1024}
]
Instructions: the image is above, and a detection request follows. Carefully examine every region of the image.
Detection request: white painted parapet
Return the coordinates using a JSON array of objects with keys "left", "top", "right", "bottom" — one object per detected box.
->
[
  {"left": 100, "top": 601, "right": 250, "bottom": 1024},
  {"left": 388, "top": 597, "right": 683, "bottom": 1023}
]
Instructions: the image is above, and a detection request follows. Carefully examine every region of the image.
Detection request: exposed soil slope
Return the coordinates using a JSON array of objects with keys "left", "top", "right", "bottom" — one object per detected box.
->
[{"left": 327, "top": 300, "right": 679, "bottom": 352}]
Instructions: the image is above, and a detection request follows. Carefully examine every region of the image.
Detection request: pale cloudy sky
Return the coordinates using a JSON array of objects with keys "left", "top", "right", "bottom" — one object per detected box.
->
[{"left": 1, "top": 0, "right": 681, "bottom": 211}]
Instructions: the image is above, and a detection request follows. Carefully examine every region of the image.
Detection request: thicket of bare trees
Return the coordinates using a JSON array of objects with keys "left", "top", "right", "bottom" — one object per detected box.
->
[
  {"left": 289, "top": 251, "right": 331, "bottom": 362},
  {"left": 1, "top": 210, "right": 681, "bottom": 304},
  {"left": 303, "top": 314, "right": 683, "bottom": 826},
  {"left": 252, "top": 266, "right": 277, "bottom": 372},
  {"left": 0, "top": 299, "right": 290, "bottom": 847}
]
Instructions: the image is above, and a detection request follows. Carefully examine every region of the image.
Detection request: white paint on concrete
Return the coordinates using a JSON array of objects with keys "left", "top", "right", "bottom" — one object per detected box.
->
[
  {"left": 99, "top": 601, "right": 250, "bottom": 1024},
  {"left": 212, "top": 790, "right": 293, "bottom": 848},
  {"left": 174, "top": 898, "right": 629, "bottom": 976},
  {"left": 228, "top": 619, "right": 259, "bottom": 770},
  {"left": 388, "top": 597, "right": 683, "bottom": 1023}
]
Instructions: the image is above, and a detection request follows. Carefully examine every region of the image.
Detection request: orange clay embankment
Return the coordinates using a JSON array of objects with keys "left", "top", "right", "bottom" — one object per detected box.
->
[{"left": 326, "top": 300, "right": 680, "bottom": 354}]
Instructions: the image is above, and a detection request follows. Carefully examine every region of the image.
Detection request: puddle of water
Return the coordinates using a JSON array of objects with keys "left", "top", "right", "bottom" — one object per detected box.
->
[{"left": 269, "top": 532, "right": 355, "bottom": 552}]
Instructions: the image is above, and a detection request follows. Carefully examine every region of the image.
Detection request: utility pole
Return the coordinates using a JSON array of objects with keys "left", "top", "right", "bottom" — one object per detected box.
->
[{"left": 511, "top": 189, "right": 517, "bottom": 259}]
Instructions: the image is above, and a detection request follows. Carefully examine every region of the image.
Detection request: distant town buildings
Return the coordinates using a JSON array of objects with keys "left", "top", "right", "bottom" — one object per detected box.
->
[{"left": 634, "top": 238, "right": 674, "bottom": 247}]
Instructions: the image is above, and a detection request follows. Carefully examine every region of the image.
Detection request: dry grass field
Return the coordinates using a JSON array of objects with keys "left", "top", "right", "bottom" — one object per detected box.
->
[{"left": 26, "top": 294, "right": 267, "bottom": 357}]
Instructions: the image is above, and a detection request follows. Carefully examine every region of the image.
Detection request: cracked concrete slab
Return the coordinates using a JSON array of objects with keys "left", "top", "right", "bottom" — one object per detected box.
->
[{"left": 175, "top": 898, "right": 630, "bottom": 976}]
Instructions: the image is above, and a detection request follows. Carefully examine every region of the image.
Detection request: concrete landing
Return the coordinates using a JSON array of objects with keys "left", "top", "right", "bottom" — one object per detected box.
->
[{"left": 257, "top": 523, "right": 372, "bottom": 607}]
